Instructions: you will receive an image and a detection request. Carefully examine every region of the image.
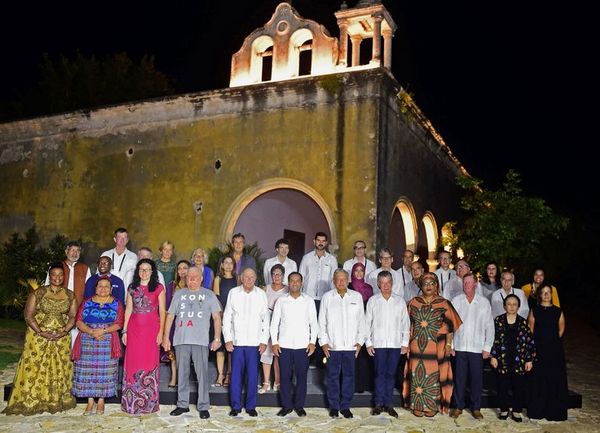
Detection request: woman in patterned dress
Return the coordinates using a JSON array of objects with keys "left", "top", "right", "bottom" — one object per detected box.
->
[
  {"left": 4, "top": 263, "right": 77, "bottom": 415},
  {"left": 403, "top": 272, "right": 462, "bottom": 417},
  {"left": 490, "top": 293, "right": 535, "bottom": 422},
  {"left": 72, "top": 276, "right": 125, "bottom": 415},
  {"left": 121, "top": 258, "right": 166, "bottom": 415}
]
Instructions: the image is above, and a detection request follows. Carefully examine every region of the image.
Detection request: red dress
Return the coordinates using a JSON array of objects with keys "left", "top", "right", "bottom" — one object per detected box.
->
[{"left": 121, "top": 284, "right": 163, "bottom": 414}]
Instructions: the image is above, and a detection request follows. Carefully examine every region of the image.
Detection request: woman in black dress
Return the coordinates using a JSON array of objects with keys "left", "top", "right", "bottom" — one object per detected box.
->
[
  {"left": 527, "top": 284, "right": 568, "bottom": 421},
  {"left": 212, "top": 255, "right": 237, "bottom": 387}
]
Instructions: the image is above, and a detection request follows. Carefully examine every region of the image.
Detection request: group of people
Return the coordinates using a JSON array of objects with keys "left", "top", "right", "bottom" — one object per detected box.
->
[{"left": 3, "top": 228, "right": 568, "bottom": 424}]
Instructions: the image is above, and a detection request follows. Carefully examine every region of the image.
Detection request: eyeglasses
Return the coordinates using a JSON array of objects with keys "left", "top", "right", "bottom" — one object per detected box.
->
[
  {"left": 139, "top": 268, "right": 152, "bottom": 273},
  {"left": 354, "top": 246, "right": 365, "bottom": 250},
  {"left": 379, "top": 256, "right": 392, "bottom": 260},
  {"left": 423, "top": 281, "right": 437, "bottom": 286},
  {"left": 272, "top": 272, "right": 283, "bottom": 277}
]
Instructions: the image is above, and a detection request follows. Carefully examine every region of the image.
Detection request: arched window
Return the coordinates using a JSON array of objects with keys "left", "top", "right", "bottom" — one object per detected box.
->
[
  {"left": 250, "top": 35, "right": 274, "bottom": 83},
  {"left": 290, "top": 29, "right": 314, "bottom": 77}
]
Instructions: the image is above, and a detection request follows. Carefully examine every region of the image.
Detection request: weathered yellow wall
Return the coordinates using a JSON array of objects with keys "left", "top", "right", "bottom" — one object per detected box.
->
[{"left": 0, "top": 72, "right": 382, "bottom": 262}]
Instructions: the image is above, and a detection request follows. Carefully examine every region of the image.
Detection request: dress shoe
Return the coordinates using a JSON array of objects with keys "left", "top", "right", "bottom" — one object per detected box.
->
[
  {"left": 511, "top": 412, "right": 523, "bottom": 422},
  {"left": 277, "top": 408, "right": 293, "bottom": 417},
  {"left": 449, "top": 408, "right": 463, "bottom": 418},
  {"left": 499, "top": 411, "right": 509, "bottom": 420},
  {"left": 246, "top": 408, "right": 258, "bottom": 417},
  {"left": 295, "top": 408, "right": 307, "bottom": 417},
  {"left": 229, "top": 409, "right": 240, "bottom": 416},
  {"left": 329, "top": 409, "right": 339, "bottom": 418},
  {"left": 371, "top": 405, "right": 383, "bottom": 415},
  {"left": 170, "top": 407, "right": 190, "bottom": 416},
  {"left": 340, "top": 409, "right": 354, "bottom": 419},
  {"left": 385, "top": 406, "right": 399, "bottom": 418},
  {"left": 472, "top": 410, "right": 484, "bottom": 420},
  {"left": 199, "top": 410, "right": 210, "bottom": 419}
]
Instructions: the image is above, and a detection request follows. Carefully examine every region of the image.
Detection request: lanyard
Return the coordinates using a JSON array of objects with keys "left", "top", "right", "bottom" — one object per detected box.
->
[
  {"left": 500, "top": 288, "right": 514, "bottom": 301},
  {"left": 112, "top": 251, "right": 127, "bottom": 272}
]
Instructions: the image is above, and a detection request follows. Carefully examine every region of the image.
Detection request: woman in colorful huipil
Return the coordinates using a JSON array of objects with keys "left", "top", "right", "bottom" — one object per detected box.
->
[
  {"left": 4, "top": 263, "right": 77, "bottom": 415},
  {"left": 72, "top": 276, "right": 124, "bottom": 415},
  {"left": 403, "top": 272, "right": 462, "bottom": 417},
  {"left": 121, "top": 259, "right": 166, "bottom": 415}
]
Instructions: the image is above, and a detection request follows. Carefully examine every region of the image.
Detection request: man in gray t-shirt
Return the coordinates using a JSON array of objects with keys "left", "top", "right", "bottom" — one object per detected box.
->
[{"left": 163, "top": 266, "right": 222, "bottom": 419}]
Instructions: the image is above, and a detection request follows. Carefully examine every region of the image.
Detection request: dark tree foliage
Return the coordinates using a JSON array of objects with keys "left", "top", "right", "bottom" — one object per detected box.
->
[
  {"left": 0, "top": 227, "right": 68, "bottom": 317},
  {"left": 1, "top": 52, "right": 173, "bottom": 121},
  {"left": 452, "top": 170, "right": 568, "bottom": 279}
]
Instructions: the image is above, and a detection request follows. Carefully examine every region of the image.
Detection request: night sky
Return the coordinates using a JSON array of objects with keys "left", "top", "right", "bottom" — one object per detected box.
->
[{"left": 1, "top": 0, "right": 597, "bottom": 218}]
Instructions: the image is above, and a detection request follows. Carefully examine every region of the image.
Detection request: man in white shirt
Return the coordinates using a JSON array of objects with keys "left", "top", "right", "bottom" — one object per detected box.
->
[
  {"left": 342, "top": 240, "right": 376, "bottom": 276},
  {"left": 404, "top": 261, "right": 424, "bottom": 303},
  {"left": 263, "top": 238, "right": 297, "bottom": 285},
  {"left": 399, "top": 249, "right": 414, "bottom": 288},
  {"left": 434, "top": 251, "right": 457, "bottom": 295},
  {"left": 222, "top": 268, "right": 269, "bottom": 417},
  {"left": 100, "top": 227, "right": 137, "bottom": 281},
  {"left": 122, "top": 247, "right": 166, "bottom": 290},
  {"left": 271, "top": 272, "right": 319, "bottom": 417},
  {"left": 318, "top": 269, "right": 366, "bottom": 419},
  {"left": 449, "top": 274, "right": 494, "bottom": 420},
  {"left": 365, "top": 271, "right": 410, "bottom": 418},
  {"left": 366, "top": 248, "right": 402, "bottom": 298},
  {"left": 299, "top": 232, "right": 338, "bottom": 302},
  {"left": 491, "top": 271, "right": 529, "bottom": 319},
  {"left": 443, "top": 259, "right": 480, "bottom": 300}
]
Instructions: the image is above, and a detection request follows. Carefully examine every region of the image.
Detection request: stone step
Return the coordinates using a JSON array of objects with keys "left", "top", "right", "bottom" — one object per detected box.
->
[{"left": 3, "top": 361, "right": 583, "bottom": 409}]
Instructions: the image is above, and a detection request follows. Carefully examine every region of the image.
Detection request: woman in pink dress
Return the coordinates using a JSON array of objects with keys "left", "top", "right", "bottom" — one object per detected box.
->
[{"left": 121, "top": 258, "right": 166, "bottom": 415}]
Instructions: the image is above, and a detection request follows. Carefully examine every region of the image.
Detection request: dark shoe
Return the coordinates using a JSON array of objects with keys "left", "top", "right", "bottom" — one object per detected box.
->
[
  {"left": 340, "top": 409, "right": 353, "bottom": 419},
  {"left": 295, "top": 408, "right": 307, "bottom": 417},
  {"left": 329, "top": 409, "right": 339, "bottom": 418},
  {"left": 246, "top": 408, "right": 258, "bottom": 417},
  {"left": 371, "top": 405, "right": 383, "bottom": 415},
  {"left": 499, "top": 411, "right": 509, "bottom": 420},
  {"left": 385, "top": 406, "right": 399, "bottom": 418},
  {"left": 229, "top": 409, "right": 240, "bottom": 416},
  {"left": 170, "top": 407, "right": 189, "bottom": 416},
  {"left": 277, "top": 408, "right": 293, "bottom": 417},
  {"left": 199, "top": 410, "right": 210, "bottom": 419},
  {"left": 511, "top": 412, "right": 523, "bottom": 422},
  {"left": 449, "top": 408, "right": 463, "bottom": 418},
  {"left": 472, "top": 410, "right": 484, "bottom": 420}
]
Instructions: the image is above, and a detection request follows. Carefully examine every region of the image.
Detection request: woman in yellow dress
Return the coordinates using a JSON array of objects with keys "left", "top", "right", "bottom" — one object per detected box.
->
[{"left": 4, "top": 262, "right": 78, "bottom": 415}]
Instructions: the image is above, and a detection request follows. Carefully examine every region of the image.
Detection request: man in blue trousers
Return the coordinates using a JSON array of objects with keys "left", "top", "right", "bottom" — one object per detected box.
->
[
  {"left": 271, "top": 272, "right": 319, "bottom": 417},
  {"left": 318, "top": 269, "right": 366, "bottom": 419},
  {"left": 223, "top": 267, "right": 269, "bottom": 417}
]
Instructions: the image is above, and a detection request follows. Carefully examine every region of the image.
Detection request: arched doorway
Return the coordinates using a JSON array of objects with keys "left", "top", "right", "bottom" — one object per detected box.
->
[
  {"left": 221, "top": 179, "right": 337, "bottom": 265},
  {"left": 421, "top": 212, "right": 438, "bottom": 271},
  {"left": 388, "top": 198, "right": 417, "bottom": 270}
]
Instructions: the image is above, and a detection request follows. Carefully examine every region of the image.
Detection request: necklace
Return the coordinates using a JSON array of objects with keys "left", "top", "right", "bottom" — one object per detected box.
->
[{"left": 49, "top": 286, "right": 63, "bottom": 295}]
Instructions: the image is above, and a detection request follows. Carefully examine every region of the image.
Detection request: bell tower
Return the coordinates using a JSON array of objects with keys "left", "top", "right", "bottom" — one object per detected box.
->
[{"left": 335, "top": 0, "right": 397, "bottom": 69}]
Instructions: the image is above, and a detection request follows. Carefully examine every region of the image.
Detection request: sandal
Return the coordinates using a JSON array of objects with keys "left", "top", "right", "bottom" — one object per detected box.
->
[
  {"left": 212, "top": 373, "right": 225, "bottom": 387},
  {"left": 223, "top": 373, "right": 230, "bottom": 387},
  {"left": 258, "top": 382, "right": 271, "bottom": 394},
  {"left": 273, "top": 383, "right": 280, "bottom": 392}
]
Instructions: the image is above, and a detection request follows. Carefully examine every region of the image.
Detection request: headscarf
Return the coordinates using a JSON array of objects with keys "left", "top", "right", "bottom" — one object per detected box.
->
[{"left": 350, "top": 262, "right": 373, "bottom": 304}]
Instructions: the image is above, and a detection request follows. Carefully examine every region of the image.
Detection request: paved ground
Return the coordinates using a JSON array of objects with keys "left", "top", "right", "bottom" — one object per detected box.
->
[{"left": 1, "top": 306, "right": 599, "bottom": 432}]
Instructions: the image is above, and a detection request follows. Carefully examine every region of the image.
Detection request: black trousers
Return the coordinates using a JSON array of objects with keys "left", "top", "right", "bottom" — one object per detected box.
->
[{"left": 496, "top": 372, "right": 527, "bottom": 413}]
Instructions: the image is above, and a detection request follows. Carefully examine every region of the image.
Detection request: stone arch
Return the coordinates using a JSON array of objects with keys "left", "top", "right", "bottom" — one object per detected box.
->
[
  {"left": 289, "top": 28, "right": 313, "bottom": 77},
  {"left": 388, "top": 197, "right": 417, "bottom": 263},
  {"left": 421, "top": 211, "right": 439, "bottom": 271},
  {"left": 220, "top": 178, "right": 338, "bottom": 251},
  {"left": 250, "top": 35, "right": 275, "bottom": 83}
]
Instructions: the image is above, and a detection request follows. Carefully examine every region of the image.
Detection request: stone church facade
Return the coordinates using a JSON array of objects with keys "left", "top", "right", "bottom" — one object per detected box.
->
[{"left": 0, "top": 1, "right": 466, "bottom": 268}]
